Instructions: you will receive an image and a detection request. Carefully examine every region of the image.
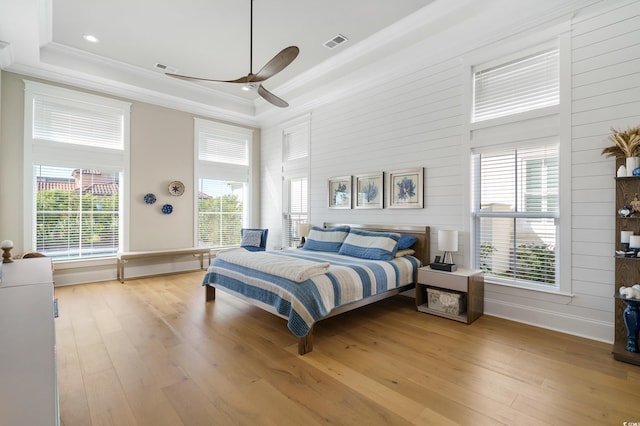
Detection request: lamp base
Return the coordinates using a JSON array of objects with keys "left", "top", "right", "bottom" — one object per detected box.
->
[
  {"left": 429, "top": 262, "right": 457, "bottom": 272},
  {"left": 2, "top": 247, "right": 13, "bottom": 263}
]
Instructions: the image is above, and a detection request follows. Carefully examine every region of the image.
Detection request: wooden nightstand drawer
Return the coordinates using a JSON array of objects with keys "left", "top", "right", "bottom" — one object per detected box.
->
[{"left": 417, "top": 268, "right": 467, "bottom": 292}]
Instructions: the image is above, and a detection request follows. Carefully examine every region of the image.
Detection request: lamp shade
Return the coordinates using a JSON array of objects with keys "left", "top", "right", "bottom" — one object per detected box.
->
[
  {"left": 621, "top": 231, "right": 634, "bottom": 243},
  {"left": 630, "top": 235, "right": 640, "bottom": 249},
  {"left": 437, "top": 230, "right": 458, "bottom": 252},
  {"left": 298, "top": 223, "right": 312, "bottom": 238}
]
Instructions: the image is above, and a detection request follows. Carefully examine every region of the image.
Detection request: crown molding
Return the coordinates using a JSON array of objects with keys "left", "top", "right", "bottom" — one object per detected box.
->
[
  {"left": 0, "top": 41, "right": 13, "bottom": 69},
  {"left": 8, "top": 60, "right": 260, "bottom": 128},
  {"left": 11, "top": 42, "right": 260, "bottom": 126}
]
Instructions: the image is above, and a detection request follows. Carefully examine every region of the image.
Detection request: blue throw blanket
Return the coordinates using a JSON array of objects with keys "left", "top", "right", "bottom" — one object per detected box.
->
[{"left": 202, "top": 250, "right": 421, "bottom": 337}]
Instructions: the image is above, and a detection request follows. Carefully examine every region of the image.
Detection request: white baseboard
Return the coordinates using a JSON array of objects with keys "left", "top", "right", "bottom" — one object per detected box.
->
[{"left": 485, "top": 297, "right": 613, "bottom": 344}]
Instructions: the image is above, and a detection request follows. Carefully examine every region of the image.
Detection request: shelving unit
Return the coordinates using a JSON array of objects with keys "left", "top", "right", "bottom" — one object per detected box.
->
[{"left": 613, "top": 170, "right": 640, "bottom": 365}]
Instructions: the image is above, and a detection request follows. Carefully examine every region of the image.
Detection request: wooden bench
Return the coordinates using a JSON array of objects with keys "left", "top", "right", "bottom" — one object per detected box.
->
[{"left": 116, "top": 247, "right": 211, "bottom": 283}]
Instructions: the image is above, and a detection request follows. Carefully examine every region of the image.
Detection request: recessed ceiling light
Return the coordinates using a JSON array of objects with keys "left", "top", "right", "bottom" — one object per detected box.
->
[{"left": 83, "top": 34, "right": 99, "bottom": 43}]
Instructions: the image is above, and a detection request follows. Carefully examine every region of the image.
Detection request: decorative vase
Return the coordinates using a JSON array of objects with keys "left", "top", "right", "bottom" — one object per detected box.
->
[
  {"left": 622, "top": 299, "right": 640, "bottom": 352},
  {"left": 626, "top": 157, "right": 640, "bottom": 176},
  {"left": 618, "top": 165, "right": 627, "bottom": 177}
]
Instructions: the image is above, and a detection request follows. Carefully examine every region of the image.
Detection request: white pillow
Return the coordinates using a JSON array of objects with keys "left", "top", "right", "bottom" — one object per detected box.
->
[
  {"left": 338, "top": 229, "right": 400, "bottom": 260},
  {"left": 241, "top": 230, "right": 263, "bottom": 247},
  {"left": 395, "top": 249, "right": 415, "bottom": 258}
]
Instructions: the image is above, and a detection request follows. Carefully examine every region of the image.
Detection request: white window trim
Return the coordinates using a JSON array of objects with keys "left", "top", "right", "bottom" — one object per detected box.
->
[
  {"left": 462, "top": 24, "right": 572, "bottom": 298},
  {"left": 281, "top": 114, "right": 311, "bottom": 248},
  {"left": 23, "top": 80, "right": 131, "bottom": 258},
  {"left": 193, "top": 118, "right": 255, "bottom": 246}
]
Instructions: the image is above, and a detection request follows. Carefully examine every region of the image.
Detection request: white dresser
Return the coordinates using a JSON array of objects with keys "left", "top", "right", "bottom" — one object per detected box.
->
[{"left": 0, "top": 257, "right": 59, "bottom": 426}]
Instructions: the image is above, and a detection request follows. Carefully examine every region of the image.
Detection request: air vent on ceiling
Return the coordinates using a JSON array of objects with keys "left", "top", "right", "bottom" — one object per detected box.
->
[
  {"left": 154, "top": 63, "right": 177, "bottom": 74},
  {"left": 323, "top": 34, "right": 348, "bottom": 49}
]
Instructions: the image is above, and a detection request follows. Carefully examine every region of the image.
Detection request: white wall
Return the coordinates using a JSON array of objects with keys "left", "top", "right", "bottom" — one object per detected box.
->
[
  {"left": 260, "top": 0, "right": 640, "bottom": 343},
  {"left": 0, "top": 72, "right": 260, "bottom": 285}
]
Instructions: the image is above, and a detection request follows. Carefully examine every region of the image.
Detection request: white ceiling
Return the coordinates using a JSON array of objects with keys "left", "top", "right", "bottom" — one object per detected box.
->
[
  {"left": 0, "top": 0, "right": 450, "bottom": 119},
  {"left": 0, "top": 0, "right": 601, "bottom": 123}
]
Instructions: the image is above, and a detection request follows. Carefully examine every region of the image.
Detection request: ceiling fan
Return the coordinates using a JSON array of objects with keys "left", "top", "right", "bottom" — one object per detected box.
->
[{"left": 166, "top": 0, "right": 299, "bottom": 108}]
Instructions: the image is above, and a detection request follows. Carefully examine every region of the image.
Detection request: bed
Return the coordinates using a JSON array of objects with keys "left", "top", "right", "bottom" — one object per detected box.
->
[{"left": 202, "top": 223, "right": 430, "bottom": 354}]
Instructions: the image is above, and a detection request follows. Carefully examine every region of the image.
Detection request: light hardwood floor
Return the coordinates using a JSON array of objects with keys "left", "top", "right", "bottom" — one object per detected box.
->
[{"left": 55, "top": 271, "right": 640, "bottom": 425}]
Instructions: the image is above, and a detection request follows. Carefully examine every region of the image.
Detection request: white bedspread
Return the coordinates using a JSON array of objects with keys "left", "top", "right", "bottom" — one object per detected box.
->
[{"left": 216, "top": 249, "right": 330, "bottom": 282}]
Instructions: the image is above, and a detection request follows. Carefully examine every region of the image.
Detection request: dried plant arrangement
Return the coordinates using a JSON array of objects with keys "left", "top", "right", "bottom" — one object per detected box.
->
[{"left": 601, "top": 126, "right": 640, "bottom": 158}]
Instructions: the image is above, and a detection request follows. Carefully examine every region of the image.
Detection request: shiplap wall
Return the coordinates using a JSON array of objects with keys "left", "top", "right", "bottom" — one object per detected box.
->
[
  {"left": 261, "top": 0, "right": 640, "bottom": 343},
  {"left": 570, "top": 1, "right": 640, "bottom": 335}
]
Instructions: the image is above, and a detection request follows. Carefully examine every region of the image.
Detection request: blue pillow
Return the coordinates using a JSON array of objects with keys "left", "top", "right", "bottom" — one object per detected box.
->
[
  {"left": 302, "top": 225, "right": 350, "bottom": 252},
  {"left": 338, "top": 229, "right": 400, "bottom": 260},
  {"left": 398, "top": 235, "right": 418, "bottom": 250}
]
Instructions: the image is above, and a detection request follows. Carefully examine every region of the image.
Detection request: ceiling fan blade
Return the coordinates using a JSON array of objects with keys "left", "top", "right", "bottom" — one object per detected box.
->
[
  {"left": 166, "top": 72, "right": 251, "bottom": 84},
  {"left": 258, "top": 84, "right": 289, "bottom": 108},
  {"left": 251, "top": 46, "right": 299, "bottom": 82}
]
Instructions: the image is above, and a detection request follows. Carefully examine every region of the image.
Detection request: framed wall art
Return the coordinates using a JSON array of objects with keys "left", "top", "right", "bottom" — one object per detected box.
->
[
  {"left": 387, "top": 167, "right": 424, "bottom": 209},
  {"left": 328, "top": 175, "right": 352, "bottom": 209},
  {"left": 354, "top": 172, "right": 383, "bottom": 209}
]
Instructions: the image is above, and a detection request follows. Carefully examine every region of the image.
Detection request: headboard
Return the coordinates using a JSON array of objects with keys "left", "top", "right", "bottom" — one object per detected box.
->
[{"left": 323, "top": 223, "right": 430, "bottom": 266}]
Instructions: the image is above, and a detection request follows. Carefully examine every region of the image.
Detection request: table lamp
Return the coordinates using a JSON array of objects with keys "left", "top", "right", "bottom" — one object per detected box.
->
[
  {"left": 438, "top": 230, "right": 458, "bottom": 265},
  {"left": 298, "top": 223, "right": 312, "bottom": 247},
  {"left": 430, "top": 230, "right": 458, "bottom": 272}
]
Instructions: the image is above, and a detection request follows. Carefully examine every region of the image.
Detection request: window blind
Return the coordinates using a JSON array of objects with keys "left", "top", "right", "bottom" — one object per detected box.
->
[
  {"left": 199, "top": 132, "right": 248, "bottom": 166},
  {"left": 284, "top": 129, "right": 309, "bottom": 162},
  {"left": 284, "top": 177, "right": 308, "bottom": 248},
  {"left": 34, "top": 165, "right": 119, "bottom": 259},
  {"left": 473, "top": 48, "right": 559, "bottom": 122},
  {"left": 33, "top": 96, "right": 124, "bottom": 149},
  {"left": 473, "top": 144, "right": 558, "bottom": 286}
]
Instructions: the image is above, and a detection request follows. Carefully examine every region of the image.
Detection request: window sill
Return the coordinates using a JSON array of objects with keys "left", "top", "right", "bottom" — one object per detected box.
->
[{"left": 485, "top": 277, "right": 573, "bottom": 304}]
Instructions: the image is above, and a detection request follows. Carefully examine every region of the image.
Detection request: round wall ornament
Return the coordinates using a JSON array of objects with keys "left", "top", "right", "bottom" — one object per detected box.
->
[
  {"left": 168, "top": 181, "right": 185, "bottom": 196},
  {"left": 143, "top": 193, "right": 157, "bottom": 204},
  {"left": 161, "top": 204, "right": 173, "bottom": 215}
]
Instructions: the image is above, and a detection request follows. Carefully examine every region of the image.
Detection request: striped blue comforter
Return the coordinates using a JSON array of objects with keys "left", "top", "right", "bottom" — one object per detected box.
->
[{"left": 202, "top": 249, "right": 421, "bottom": 337}]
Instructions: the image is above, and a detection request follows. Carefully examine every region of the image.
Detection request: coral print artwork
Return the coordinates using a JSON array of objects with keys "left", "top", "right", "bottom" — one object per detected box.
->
[
  {"left": 355, "top": 173, "right": 383, "bottom": 209},
  {"left": 387, "top": 168, "right": 424, "bottom": 209},
  {"left": 328, "top": 176, "right": 352, "bottom": 209}
]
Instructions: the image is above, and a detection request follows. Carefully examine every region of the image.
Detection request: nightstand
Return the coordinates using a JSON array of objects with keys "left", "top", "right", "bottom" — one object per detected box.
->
[{"left": 416, "top": 266, "right": 484, "bottom": 323}]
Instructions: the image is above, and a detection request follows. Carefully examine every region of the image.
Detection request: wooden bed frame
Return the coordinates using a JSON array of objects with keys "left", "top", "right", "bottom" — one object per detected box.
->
[{"left": 204, "top": 223, "right": 430, "bottom": 355}]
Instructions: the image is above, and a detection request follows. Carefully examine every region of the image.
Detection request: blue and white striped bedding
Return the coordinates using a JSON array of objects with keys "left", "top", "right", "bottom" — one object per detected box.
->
[{"left": 202, "top": 249, "right": 421, "bottom": 337}]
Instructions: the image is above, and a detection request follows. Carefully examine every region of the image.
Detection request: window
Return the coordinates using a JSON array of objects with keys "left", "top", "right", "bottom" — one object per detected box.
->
[
  {"left": 472, "top": 144, "right": 559, "bottom": 286},
  {"left": 24, "top": 81, "right": 130, "bottom": 260},
  {"left": 197, "top": 178, "right": 245, "bottom": 247},
  {"left": 195, "top": 118, "right": 253, "bottom": 249},
  {"left": 472, "top": 48, "right": 559, "bottom": 123},
  {"left": 284, "top": 176, "right": 308, "bottom": 247},
  {"left": 34, "top": 166, "right": 119, "bottom": 259},
  {"left": 282, "top": 116, "right": 310, "bottom": 247},
  {"left": 469, "top": 40, "right": 565, "bottom": 291}
]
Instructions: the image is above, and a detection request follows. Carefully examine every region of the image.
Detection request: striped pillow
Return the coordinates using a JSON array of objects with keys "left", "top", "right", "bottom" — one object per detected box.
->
[
  {"left": 302, "top": 225, "right": 350, "bottom": 252},
  {"left": 338, "top": 229, "right": 400, "bottom": 260}
]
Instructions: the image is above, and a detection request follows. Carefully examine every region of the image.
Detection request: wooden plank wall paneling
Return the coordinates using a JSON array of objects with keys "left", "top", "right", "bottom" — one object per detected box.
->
[
  {"left": 260, "top": 0, "right": 640, "bottom": 343},
  {"left": 570, "top": 0, "right": 640, "bottom": 320}
]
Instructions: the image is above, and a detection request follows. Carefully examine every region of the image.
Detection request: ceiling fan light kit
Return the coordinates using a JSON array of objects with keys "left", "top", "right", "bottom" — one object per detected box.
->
[{"left": 166, "top": 0, "right": 298, "bottom": 107}]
